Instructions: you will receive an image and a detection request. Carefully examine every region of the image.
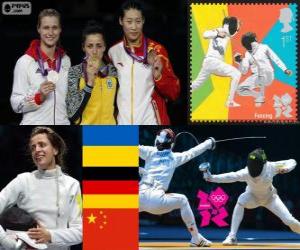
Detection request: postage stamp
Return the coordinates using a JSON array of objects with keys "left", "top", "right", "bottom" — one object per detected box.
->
[{"left": 190, "top": 2, "right": 298, "bottom": 122}]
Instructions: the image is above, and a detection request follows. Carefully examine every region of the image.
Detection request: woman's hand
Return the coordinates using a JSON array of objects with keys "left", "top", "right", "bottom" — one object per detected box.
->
[
  {"left": 86, "top": 56, "right": 100, "bottom": 86},
  {"left": 39, "top": 81, "right": 56, "bottom": 101},
  {"left": 28, "top": 223, "right": 51, "bottom": 244},
  {"left": 147, "top": 50, "right": 162, "bottom": 80}
]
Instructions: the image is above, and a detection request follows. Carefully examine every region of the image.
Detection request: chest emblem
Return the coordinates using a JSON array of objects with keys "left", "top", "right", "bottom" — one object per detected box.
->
[{"left": 106, "top": 78, "right": 113, "bottom": 89}]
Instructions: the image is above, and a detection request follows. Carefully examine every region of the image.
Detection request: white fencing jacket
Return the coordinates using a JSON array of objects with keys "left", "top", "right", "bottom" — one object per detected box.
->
[
  {"left": 206, "top": 160, "right": 296, "bottom": 202},
  {"left": 240, "top": 42, "right": 287, "bottom": 75},
  {"left": 139, "top": 139, "right": 213, "bottom": 191},
  {"left": 203, "top": 26, "right": 231, "bottom": 61},
  {"left": 0, "top": 166, "right": 82, "bottom": 249}
]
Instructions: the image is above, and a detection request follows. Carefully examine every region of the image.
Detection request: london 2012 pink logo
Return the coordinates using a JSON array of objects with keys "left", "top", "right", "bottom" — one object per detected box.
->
[{"left": 197, "top": 187, "right": 229, "bottom": 227}]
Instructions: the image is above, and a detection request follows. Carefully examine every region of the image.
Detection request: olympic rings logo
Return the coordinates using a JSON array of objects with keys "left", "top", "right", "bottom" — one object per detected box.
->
[{"left": 210, "top": 194, "right": 226, "bottom": 202}]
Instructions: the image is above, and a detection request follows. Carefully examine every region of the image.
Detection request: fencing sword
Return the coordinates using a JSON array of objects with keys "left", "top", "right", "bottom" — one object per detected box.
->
[
  {"left": 215, "top": 136, "right": 266, "bottom": 143},
  {"left": 174, "top": 132, "right": 266, "bottom": 147}
]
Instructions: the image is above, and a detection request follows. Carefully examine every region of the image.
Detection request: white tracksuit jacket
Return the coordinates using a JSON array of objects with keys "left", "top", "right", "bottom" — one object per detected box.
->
[
  {"left": 0, "top": 166, "right": 82, "bottom": 249},
  {"left": 108, "top": 41, "right": 157, "bottom": 125},
  {"left": 10, "top": 55, "right": 71, "bottom": 125}
]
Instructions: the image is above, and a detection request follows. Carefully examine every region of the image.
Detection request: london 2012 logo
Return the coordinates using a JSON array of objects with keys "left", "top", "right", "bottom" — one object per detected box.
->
[
  {"left": 2, "top": 2, "right": 31, "bottom": 15},
  {"left": 197, "top": 187, "right": 229, "bottom": 227}
]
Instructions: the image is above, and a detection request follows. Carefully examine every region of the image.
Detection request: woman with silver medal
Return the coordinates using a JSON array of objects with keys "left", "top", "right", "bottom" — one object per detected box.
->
[{"left": 10, "top": 9, "right": 70, "bottom": 125}]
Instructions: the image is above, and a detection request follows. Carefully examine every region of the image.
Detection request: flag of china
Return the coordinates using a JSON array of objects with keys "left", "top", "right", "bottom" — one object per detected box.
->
[{"left": 83, "top": 181, "right": 139, "bottom": 250}]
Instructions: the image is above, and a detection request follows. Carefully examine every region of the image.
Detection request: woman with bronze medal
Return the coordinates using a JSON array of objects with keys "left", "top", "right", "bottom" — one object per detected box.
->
[
  {"left": 66, "top": 21, "right": 117, "bottom": 125},
  {"left": 10, "top": 9, "right": 70, "bottom": 125},
  {"left": 108, "top": 0, "right": 180, "bottom": 125}
]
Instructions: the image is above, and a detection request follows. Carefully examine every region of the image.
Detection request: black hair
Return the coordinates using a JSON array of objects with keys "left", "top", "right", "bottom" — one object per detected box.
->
[
  {"left": 119, "top": 0, "right": 145, "bottom": 19},
  {"left": 82, "top": 20, "right": 106, "bottom": 45}
]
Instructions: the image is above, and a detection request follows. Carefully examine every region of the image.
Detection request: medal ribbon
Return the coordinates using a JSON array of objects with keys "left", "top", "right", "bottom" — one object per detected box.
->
[
  {"left": 123, "top": 36, "right": 148, "bottom": 64},
  {"left": 36, "top": 45, "right": 62, "bottom": 76}
]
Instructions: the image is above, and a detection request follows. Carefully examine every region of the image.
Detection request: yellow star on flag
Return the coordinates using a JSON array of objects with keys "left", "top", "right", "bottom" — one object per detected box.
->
[{"left": 87, "top": 213, "right": 97, "bottom": 224}]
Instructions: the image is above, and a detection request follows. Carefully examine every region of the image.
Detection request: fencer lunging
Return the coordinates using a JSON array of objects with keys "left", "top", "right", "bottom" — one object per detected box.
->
[
  {"left": 139, "top": 129, "right": 215, "bottom": 247},
  {"left": 192, "top": 17, "right": 241, "bottom": 107},
  {"left": 200, "top": 148, "right": 300, "bottom": 245},
  {"left": 235, "top": 32, "right": 292, "bottom": 106}
]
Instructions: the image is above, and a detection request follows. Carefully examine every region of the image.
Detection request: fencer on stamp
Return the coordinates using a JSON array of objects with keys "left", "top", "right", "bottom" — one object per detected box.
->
[{"left": 189, "top": 2, "right": 298, "bottom": 122}]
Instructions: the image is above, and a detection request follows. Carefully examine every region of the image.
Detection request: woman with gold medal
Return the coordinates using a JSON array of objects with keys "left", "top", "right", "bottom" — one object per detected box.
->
[{"left": 66, "top": 20, "right": 118, "bottom": 125}]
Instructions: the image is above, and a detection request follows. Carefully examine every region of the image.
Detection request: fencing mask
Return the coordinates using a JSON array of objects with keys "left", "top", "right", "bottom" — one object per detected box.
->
[
  {"left": 155, "top": 128, "right": 175, "bottom": 151},
  {"left": 247, "top": 148, "right": 267, "bottom": 177},
  {"left": 0, "top": 207, "right": 47, "bottom": 249},
  {"left": 241, "top": 32, "right": 257, "bottom": 51},
  {"left": 0, "top": 207, "right": 37, "bottom": 231},
  {"left": 223, "top": 16, "right": 240, "bottom": 36}
]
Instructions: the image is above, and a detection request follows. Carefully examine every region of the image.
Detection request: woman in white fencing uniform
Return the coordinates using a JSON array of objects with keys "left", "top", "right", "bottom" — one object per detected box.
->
[
  {"left": 235, "top": 32, "right": 292, "bottom": 107},
  {"left": 201, "top": 148, "right": 300, "bottom": 245},
  {"left": 191, "top": 16, "right": 242, "bottom": 107},
  {"left": 0, "top": 127, "right": 82, "bottom": 249},
  {"left": 139, "top": 128, "right": 215, "bottom": 247}
]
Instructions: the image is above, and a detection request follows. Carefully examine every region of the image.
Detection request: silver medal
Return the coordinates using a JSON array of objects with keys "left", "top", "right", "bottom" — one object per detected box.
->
[{"left": 47, "top": 70, "right": 59, "bottom": 84}]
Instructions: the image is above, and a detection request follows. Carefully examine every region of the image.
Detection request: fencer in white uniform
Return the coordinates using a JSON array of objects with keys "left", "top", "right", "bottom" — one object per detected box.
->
[
  {"left": 0, "top": 127, "right": 82, "bottom": 250},
  {"left": 0, "top": 167, "right": 82, "bottom": 250},
  {"left": 235, "top": 32, "right": 292, "bottom": 106},
  {"left": 201, "top": 148, "right": 300, "bottom": 245},
  {"left": 191, "top": 17, "right": 242, "bottom": 107},
  {"left": 139, "top": 129, "right": 215, "bottom": 247}
]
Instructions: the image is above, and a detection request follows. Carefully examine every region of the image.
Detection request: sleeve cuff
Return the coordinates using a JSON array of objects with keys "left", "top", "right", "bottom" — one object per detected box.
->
[{"left": 34, "top": 92, "right": 43, "bottom": 105}]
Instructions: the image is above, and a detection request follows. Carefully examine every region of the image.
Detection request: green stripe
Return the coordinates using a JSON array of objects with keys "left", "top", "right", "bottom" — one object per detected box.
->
[{"left": 191, "top": 11, "right": 213, "bottom": 112}]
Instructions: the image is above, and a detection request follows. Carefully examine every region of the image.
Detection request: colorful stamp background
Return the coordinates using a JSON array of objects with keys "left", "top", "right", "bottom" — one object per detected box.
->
[{"left": 190, "top": 3, "right": 298, "bottom": 122}]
